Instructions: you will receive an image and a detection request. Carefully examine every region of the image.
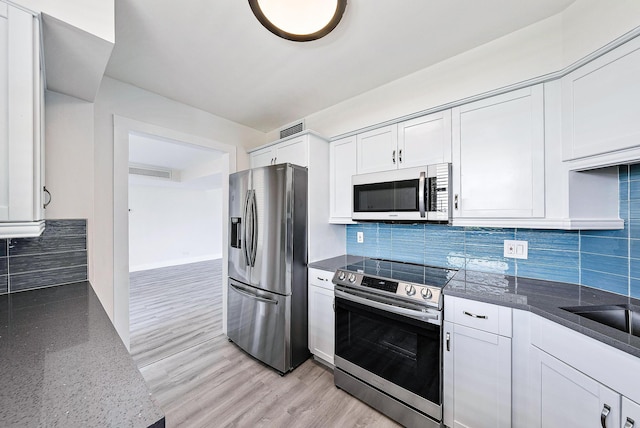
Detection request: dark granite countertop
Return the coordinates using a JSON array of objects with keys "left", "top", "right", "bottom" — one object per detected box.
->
[
  {"left": 445, "top": 269, "right": 640, "bottom": 358},
  {"left": 0, "top": 282, "right": 165, "bottom": 427},
  {"left": 308, "top": 254, "right": 366, "bottom": 272}
]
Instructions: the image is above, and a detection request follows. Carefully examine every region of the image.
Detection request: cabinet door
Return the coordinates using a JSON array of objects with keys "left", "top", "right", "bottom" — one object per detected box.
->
[
  {"left": 622, "top": 397, "right": 640, "bottom": 428},
  {"left": 3, "top": 5, "right": 39, "bottom": 222},
  {"left": 0, "top": 4, "right": 8, "bottom": 220},
  {"left": 308, "top": 284, "right": 334, "bottom": 365},
  {"left": 562, "top": 36, "right": 640, "bottom": 161},
  {"left": 275, "top": 137, "right": 308, "bottom": 167},
  {"left": 397, "top": 110, "right": 451, "bottom": 169},
  {"left": 356, "top": 125, "right": 398, "bottom": 174},
  {"left": 329, "top": 136, "right": 356, "bottom": 223},
  {"left": 250, "top": 147, "right": 274, "bottom": 168},
  {"left": 452, "top": 85, "right": 544, "bottom": 218},
  {"left": 444, "top": 322, "right": 511, "bottom": 428},
  {"left": 530, "top": 346, "right": 620, "bottom": 428}
]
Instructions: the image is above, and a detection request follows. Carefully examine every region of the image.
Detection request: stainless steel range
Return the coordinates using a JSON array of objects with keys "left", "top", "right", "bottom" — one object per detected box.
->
[{"left": 332, "top": 258, "right": 456, "bottom": 428}]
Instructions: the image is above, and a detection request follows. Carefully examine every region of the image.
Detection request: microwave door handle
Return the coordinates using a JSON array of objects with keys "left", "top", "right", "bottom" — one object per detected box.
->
[{"left": 419, "top": 171, "right": 426, "bottom": 218}]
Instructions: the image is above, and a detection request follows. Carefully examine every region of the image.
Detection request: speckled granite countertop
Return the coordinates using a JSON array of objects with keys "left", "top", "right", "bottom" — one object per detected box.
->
[
  {"left": 445, "top": 269, "right": 640, "bottom": 358},
  {"left": 0, "top": 282, "right": 165, "bottom": 427}
]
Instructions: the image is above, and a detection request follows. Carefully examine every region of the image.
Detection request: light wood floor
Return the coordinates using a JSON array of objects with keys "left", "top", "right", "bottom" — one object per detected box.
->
[{"left": 130, "top": 260, "right": 399, "bottom": 428}]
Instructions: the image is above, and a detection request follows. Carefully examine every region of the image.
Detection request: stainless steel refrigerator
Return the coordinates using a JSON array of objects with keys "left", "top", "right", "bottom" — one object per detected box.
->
[{"left": 227, "top": 163, "right": 309, "bottom": 374}]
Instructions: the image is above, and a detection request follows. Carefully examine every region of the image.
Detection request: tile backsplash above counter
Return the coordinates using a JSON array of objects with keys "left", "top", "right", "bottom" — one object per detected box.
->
[
  {"left": 347, "top": 165, "right": 640, "bottom": 299},
  {"left": 0, "top": 219, "right": 88, "bottom": 295}
]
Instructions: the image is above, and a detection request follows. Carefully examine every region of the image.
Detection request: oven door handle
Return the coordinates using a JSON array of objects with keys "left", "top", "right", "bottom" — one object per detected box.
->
[{"left": 335, "top": 289, "right": 440, "bottom": 325}]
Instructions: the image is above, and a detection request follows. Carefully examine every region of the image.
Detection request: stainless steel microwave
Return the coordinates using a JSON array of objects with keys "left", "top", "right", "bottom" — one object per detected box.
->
[{"left": 352, "top": 163, "right": 452, "bottom": 222}]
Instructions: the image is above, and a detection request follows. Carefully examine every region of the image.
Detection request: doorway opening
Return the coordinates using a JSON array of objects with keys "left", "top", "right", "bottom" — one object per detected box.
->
[{"left": 127, "top": 132, "right": 226, "bottom": 367}]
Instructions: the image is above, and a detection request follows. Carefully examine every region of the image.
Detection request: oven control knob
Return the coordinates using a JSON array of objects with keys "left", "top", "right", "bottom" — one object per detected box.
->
[
  {"left": 421, "top": 287, "right": 433, "bottom": 300},
  {"left": 337, "top": 271, "right": 346, "bottom": 281},
  {"left": 405, "top": 284, "right": 416, "bottom": 296},
  {"left": 348, "top": 273, "right": 357, "bottom": 283}
]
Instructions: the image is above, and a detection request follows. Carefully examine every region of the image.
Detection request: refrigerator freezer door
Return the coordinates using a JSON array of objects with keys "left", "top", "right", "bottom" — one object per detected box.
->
[
  {"left": 227, "top": 279, "right": 290, "bottom": 373},
  {"left": 228, "top": 169, "right": 252, "bottom": 284},
  {"left": 249, "top": 164, "right": 291, "bottom": 295}
]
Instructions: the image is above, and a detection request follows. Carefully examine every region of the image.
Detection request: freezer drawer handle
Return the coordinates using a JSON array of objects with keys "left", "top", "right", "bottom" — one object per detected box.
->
[{"left": 230, "top": 284, "right": 278, "bottom": 305}]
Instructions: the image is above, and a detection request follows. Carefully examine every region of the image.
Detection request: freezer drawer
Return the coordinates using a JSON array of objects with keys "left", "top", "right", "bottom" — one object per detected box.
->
[{"left": 227, "top": 279, "right": 290, "bottom": 373}]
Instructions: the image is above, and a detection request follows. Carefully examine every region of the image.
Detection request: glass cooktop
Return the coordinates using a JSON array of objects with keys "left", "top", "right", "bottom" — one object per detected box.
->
[{"left": 340, "top": 258, "right": 457, "bottom": 288}]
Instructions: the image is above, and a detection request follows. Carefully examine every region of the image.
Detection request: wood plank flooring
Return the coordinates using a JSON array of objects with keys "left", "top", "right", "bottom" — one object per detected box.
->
[
  {"left": 130, "top": 260, "right": 399, "bottom": 428},
  {"left": 129, "top": 259, "right": 223, "bottom": 368}
]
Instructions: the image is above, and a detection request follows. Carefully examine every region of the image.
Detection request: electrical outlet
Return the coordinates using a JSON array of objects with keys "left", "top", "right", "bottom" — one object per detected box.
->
[
  {"left": 504, "top": 240, "right": 528, "bottom": 259},
  {"left": 357, "top": 231, "right": 364, "bottom": 243}
]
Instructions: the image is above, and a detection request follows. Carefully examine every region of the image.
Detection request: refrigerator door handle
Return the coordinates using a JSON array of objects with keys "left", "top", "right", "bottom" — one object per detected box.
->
[
  {"left": 243, "top": 190, "right": 252, "bottom": 266},
  {"left": 249, "top": 190, "right": 258, "bottom": 267},
  {"left": 230, "top": 283, "right": 278, "bottom": 305}
]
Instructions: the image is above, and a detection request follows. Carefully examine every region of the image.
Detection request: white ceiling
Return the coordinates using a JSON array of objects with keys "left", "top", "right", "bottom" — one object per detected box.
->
[
  {"left": 128, "top": 132, "right": 224, "bottom": 189},
  {"left": 106, "top": 0, "right": 577, "bottom": 134}
]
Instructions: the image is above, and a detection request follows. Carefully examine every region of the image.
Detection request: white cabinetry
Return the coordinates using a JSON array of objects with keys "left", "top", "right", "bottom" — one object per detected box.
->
[
  {"left": 531, "top": 347, "right": 621, "bottom": 428},
  {"left": 248, "top": 131, "right": 345, "bottom": 261},
  {"left": 355, "top": 111, "right": 452, "bottom": 175},
  {"left": 622, "top": 397, "right": 640, "bottom": 428},
  {"left": 356, "top": 125, "right": 398, "bottom": 174},
  {"left": 528, "top": 313, "right": 640, "bottom": 428},
  {"left": 452, "top": 85, "right": 544, "bottom": 222},
  {"left": 443, "top": 296, "right": 512, "bottom": 428},
  {"left": 397, "top": 110, "right": 452, "bottom": 167},
  {"left": 249, "top": 135, "right": 308, "bottom": 168},
  {"left": 329, "top": 136, "right": 356, "bottom": 224},
  {"left": 307, "top": 268, "right": 334, "bottom": 365},
  {"left": 0, "top": 2, "right": 45, "bottom": 238},
  {"left": 562, "top": 35, "right": 640, "bottom": 162}
]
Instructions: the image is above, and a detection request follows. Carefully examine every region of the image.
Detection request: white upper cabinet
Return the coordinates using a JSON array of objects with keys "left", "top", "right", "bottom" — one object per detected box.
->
[
  {"left": 356, "top": 111, "right": 452, "bottom": 175},
  {"left": 356, "top": 125, "right": 398, "bottom": 174},
  {"left": 452, "top": 85, "right": 545, "bottom": 220},
  {"left": 397, "top": 110, "right": 452, "bottom": 168},
  {"left": 249, "top": 135, "right": 308, "bottom": 168},
  {"left": 562, "top": 35, "right": 640, "bottom": 162},
  {"left": 329, "top": 136, "right": 356, "bottom": 224},
  {"left": 0, "top": 3, "right": 45, "bottom": 238}
]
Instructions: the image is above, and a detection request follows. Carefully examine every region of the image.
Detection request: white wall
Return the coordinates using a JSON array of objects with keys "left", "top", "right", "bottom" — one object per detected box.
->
[
  {"left": 128, "top": 185, "right": 222, "bottom": 272},
  {"left": 261, "top": 0, "right": 640, "bottom": 142}
]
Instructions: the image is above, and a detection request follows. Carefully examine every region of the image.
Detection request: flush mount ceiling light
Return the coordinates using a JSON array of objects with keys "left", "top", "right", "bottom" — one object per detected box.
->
[{"left": 248, "top": 0, "right": 347, "bottom": 42}]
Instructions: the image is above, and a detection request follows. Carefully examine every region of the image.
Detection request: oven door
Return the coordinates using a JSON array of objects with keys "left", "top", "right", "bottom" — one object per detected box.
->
[{"left": 334, "top": 288, "right": 442, "bottom": 420}]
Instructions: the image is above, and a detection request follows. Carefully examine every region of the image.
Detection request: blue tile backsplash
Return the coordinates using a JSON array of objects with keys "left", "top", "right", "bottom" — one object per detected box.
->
[
  {"left": 346, "top": 165, "right": 640, "bottom": 299},
  {"left": 0, "top": 219, "right": 88, "bottom": 295}
]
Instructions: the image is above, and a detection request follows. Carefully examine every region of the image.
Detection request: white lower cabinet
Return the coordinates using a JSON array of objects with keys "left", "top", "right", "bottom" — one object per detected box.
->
[
  {"left": 622, "top": 397, "right": 640, "bottom": 428},
  {"left": 443, "top": 296, "right": 512, "bottom": 428},
  {"left": 530, "top": 346, "right": 621, "bottom": 428},
  {"left": 308, "top": 268, "right": 334, "bottom": 365}
]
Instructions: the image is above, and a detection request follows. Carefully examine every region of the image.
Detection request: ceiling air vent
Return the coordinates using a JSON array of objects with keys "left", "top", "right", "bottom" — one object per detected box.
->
[
  {"left": 128, "top": 165, "right": 173, "bottom": 180},
  {"left": 279, "top": 119, "right": 305, "bottom": 139}
]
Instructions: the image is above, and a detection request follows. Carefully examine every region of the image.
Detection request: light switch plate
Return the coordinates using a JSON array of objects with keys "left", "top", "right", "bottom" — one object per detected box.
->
[
  {"left": 357, "top": 231, "right": 364, "bottom": 243},
  {"left": 504, "top": 240, "right": 528, "bottom": 259}
]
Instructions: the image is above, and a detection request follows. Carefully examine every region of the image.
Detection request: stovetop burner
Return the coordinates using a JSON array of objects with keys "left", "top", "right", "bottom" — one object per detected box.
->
[
  {"left": 333, "top": 258, "right": 457, "bottom": 308},
  {"left": 340, "top": 258, "right": 456, "bottom": 287}
]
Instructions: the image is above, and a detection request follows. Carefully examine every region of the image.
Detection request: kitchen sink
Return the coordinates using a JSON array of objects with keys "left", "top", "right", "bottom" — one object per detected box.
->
[{"left": 561, "top": 304, "right": 640, "bottom": 337}]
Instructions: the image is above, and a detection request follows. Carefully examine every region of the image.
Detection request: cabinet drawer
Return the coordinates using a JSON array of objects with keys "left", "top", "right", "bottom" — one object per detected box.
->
[
  {"left": 309, "top": 268, "right": 334, "bottom": 291},
  {"left": 445, "top": 296, "right": 512, "bottom": 337}
]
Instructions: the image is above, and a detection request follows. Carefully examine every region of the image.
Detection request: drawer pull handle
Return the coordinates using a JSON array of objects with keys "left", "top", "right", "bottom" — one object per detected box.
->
[
  {"left": 446, "top": 332, "right": 450, "bottom": 352},
  {"left": 317, "top": 277, "right": 328, "bottom": 281},
  {"left": 624, "top": 417, "right": 635, "bottom": 428},
  {"left": 601, "top": 404, "right": 611, "bottom": 428},
  {"left": 463, "top": 310, "right": 487, "bottom": 319}
]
